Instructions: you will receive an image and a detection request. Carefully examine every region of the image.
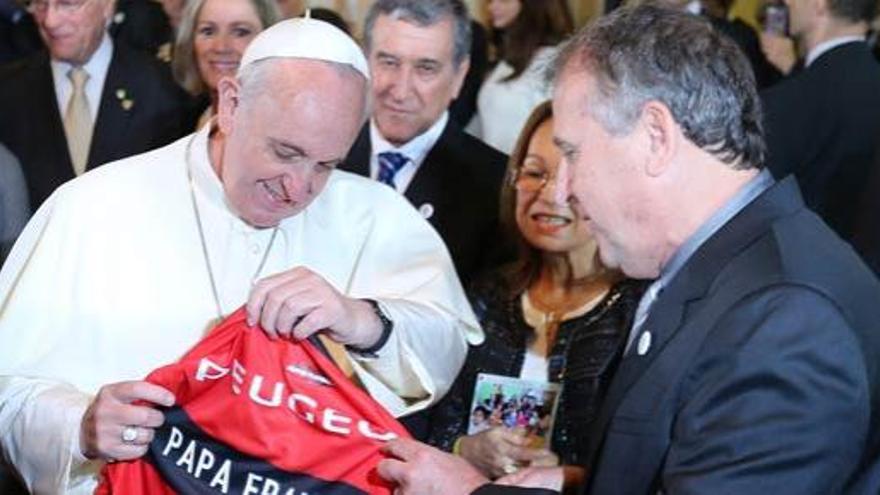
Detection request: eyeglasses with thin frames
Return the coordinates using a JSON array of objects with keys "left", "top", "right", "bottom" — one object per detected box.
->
[
  {"left": 26, "top": 0, "right": 92, "bottom": 16},
  {"left": 513, "top": 165, "right": 561, "bottom": 194}
]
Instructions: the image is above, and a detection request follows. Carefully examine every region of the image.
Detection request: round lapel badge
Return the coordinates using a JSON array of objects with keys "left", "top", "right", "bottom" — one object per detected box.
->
[
  {"left": 418, "top": 203, "right": 434, "bottom": 220},
  {"left": 637, "top": 331, "right": 652, "bottom": 356}
]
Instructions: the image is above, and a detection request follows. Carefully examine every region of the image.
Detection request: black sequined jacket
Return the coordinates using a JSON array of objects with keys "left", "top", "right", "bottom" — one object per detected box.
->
[{"left": 425, "top": 274, "right": 646, "bottom": 466}]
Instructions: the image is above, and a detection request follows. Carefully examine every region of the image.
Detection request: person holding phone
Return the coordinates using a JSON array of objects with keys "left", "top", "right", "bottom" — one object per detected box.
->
[
  {"left": 759, "top": 0, "right": 800, "bottom": 75},
  {"left": 761, "top": 0, "right": 880, "bottom": 241}
]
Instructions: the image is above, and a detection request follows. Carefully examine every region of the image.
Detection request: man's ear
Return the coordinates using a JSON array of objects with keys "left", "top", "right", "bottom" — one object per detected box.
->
[
  {"left": 450, "top": 57, "right": 471, "bottom": 101},
  {"left": 640, "top": 100, "right": 678, "bottom": 178},
  {"left": 216, "top": 76, "right": 242, "bottom": 136}
]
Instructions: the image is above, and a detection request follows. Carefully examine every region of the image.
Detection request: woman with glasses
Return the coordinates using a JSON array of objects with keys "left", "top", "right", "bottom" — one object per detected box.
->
[
  {"left": 426, "top": 101, "right": 644, "bottom": 491},
  {"left": 171, "top": 0, "right": 279, "bottom": 129}
]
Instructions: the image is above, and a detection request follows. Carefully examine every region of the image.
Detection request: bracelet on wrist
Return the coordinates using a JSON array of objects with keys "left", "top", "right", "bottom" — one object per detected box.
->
[{"left": 346, "top": 298, "right": 393, "bottom": 357}]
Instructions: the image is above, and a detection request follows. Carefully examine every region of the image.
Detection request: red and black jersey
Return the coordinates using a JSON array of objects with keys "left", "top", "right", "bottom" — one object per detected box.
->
[{"left": 96, "top": 308, "right": 410, "bottom": 494}]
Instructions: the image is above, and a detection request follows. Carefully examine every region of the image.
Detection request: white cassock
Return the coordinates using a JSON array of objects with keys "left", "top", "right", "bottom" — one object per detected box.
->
[{"left": 0, "top": 126, "right": 482, "bottom": 494}]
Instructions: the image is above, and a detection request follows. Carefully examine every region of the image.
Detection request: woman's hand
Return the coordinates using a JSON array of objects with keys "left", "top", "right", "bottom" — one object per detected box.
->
[
  {"left": 457, "top": 427, "right": 547, "bottom": 478},
  {"left": 496, "top": 466, "right": 564, "bottom": 491}
]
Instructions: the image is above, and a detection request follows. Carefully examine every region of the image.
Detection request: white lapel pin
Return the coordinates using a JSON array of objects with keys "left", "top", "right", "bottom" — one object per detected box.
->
[
  {"left": 637, "top": 331, "right": 652, "bottom": 356},
  {"left": 418, "top": 203, "right": 434, "bottom": 220}
]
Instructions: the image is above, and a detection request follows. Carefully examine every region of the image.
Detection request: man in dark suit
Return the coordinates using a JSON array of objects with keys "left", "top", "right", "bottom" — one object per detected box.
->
[
  {"left": 374, "top": 6, "right": 880, "bottom": 495},
  {"left": 0, "top": 0, "right": 41, "bottom": 64},
  {"left": 761, "top": 0, "right": 880, "bottom": 240},
  {"left": 340, "top": 0, "right": 507, "bottom": 289},
  {"left": 0, "top": 0, "right": 190, "bottom": 210}
]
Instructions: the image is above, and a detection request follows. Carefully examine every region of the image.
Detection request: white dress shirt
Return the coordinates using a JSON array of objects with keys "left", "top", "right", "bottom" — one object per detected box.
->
[
  {"left": 368, "top": 111, "right": 449, "bottom": 193},
  {"left": 50, "top": 33, "right": 114, "bottom": 121}
]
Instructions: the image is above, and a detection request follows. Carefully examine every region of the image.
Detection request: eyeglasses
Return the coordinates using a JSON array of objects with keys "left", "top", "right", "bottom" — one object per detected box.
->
[
  {"left": 26, "top": 0, "right": 92, "bottom": 16},
  {"left": 513, "top": 165, "right": 560, "bottom": 193}
]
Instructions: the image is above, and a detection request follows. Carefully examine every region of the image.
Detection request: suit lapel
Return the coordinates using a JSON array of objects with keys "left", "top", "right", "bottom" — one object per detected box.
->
[
  {"left": 88, "top": 45, "right": 135, "bottom": 170},
  {"left": 582, "top": 270, "right": 696, "bottom": 475},
  {"left": 583, "top": 178, "right": 805, "bottom": 477},
  {"left": 30, "top": 53, "right": 76, "bottom": 182},
  {"left": 404, "top": 120, "right": 458, "bottom": 211}
]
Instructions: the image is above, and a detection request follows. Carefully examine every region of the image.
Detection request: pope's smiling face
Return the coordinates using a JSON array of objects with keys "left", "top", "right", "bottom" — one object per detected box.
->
[{"left": 214, "top": 59, "right": 366, "bottom": 228}]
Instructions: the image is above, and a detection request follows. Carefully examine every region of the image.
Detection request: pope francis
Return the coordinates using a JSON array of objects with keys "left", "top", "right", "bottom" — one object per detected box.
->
[{"left": 0, "top": 17, "right": 480, "bottom": 494}]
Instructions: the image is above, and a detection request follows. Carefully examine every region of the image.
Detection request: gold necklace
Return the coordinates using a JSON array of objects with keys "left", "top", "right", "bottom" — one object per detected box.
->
[
  {"left": 185, "top": 135, "right": 279, "bottom": 321},
  {"left": 528, "top": 281, "right": 610, "bottom": 318}
]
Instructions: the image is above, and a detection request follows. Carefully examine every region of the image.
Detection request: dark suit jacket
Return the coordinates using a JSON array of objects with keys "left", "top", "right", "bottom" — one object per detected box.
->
[
  {"left": 852, "top": 145, "right": 880, "bottom": 276},
  {"left": 109, "top": 0, "right": 174, "bottom": 58},
  {"left": 0, "top": 6, "right": 40, "bottom": 65},
  {"left": 0, "top": 43, "right": 191, "bottom": 209},
  {"left": 761, "top": 41, "right": 880, "bottom": 239},
  {"left": 473, "top": 177, "right": 880, "bottom": 495},
  {"left": 341, "top": 121, "right": 508, "bottom": 287},
  {"left": 709, "top": 16, "right": 782, "bottom": 89}
]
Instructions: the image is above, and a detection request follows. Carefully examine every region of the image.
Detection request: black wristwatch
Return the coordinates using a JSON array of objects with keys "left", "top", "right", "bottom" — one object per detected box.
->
[{"left": 347, "top": 298, "right": 393, "bottom": 357}]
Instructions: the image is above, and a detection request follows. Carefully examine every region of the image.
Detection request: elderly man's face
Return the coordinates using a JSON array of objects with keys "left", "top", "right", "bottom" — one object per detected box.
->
[
  {"left": 215, "top": 60, "right": 366, "bottom": 228},
  {"left": 33, "top": 0, "right": 114, "bottom": 65},
  {"left": 368, "top": 14, "right": 469, "bottom": 146},
  {"left": 552, "top": 68, "right": 659, "bottom": 279}
]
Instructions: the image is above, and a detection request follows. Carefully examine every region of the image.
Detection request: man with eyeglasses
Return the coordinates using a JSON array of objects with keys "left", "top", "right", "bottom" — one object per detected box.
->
[{"left": 0, "top": 0, "right": 190, "bottom": 211}]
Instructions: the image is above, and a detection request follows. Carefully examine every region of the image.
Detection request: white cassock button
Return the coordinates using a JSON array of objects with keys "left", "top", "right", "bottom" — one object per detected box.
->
[
  {"left": 418, "top": 203, "right": 434, "bottom": 220},
  {"left": 637, "top": 331, "right": 652, "bottom": 356}
]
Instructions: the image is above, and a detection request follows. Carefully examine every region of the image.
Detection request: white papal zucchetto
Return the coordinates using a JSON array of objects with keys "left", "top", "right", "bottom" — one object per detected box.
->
[{"left": 238, "top": 15, "right": 370, "bottom": 80}]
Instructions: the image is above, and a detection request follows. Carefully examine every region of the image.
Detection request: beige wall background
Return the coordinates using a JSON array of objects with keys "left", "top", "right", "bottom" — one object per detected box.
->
[{"left": 302, "top": 0, "right": 763, "bottom": 37}]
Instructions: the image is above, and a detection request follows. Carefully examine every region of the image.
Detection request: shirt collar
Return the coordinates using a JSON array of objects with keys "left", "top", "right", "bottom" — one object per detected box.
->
[
  {"left": 656, "top": 169, "right": 774, "bottom": 290},
  {"left": 369, "top": 111, "right": 449, "bottom": 168},
  {"left": 50, "top": 32, "right": 113, "bottom": 80},
  {"left": 806, "top": 35, "right": 865, "bottom": 67}
]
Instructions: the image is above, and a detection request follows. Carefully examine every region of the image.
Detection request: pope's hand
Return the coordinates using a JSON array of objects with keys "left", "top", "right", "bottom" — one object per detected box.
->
[
  {"left": 378, "top": 438, "right": 489, "bottom": 495},
  {"left": 247, "top": 266, "right": 381, "bottom": 348},
  {"left": 79, "top": 381, "right": 175, "bottom": 462}
]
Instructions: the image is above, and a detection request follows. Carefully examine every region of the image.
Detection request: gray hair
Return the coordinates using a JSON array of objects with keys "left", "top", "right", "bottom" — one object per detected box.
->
[
  {"left": 172, "top": 0, "right": 281, "bottom": 96},
  {"left": 550, "top": 4, "right": 765, "bottom": 169},
  {"left": 363, "top": 0, "right": 472, "bottom": 68}
]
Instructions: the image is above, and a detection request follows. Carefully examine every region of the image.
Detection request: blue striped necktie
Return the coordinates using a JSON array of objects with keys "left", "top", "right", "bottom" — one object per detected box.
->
[{"left": 377, "top": 151, "right": 409, "bottom": 188}]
